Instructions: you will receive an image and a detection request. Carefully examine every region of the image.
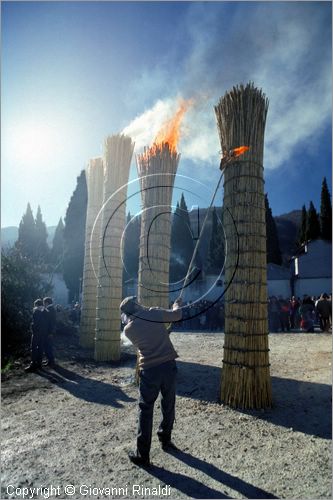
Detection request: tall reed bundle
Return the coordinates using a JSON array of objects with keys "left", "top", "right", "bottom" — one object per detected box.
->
[
  {"left": 80, "top": 157, "right": 104, "bottom": 348},
  {"left": 94, "top": 134, "right": 135, "bottom": 361},
  {"left": 215, "top": 83, "right": 272, "bottom": 409},
  {"left": 136, "top": 143, "right": 180, "bottom": 308}
]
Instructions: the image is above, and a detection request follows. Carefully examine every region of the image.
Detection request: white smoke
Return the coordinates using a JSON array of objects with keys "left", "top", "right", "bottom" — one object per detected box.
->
[
  {"left": 122, "top": 94, "right": 221, "bottom": 165},
  {"left": 123, "top": 2, "right": 331, "bottom": 170},
  {"left": 122, "top": 98, "right": 181, "bottom": 151}
]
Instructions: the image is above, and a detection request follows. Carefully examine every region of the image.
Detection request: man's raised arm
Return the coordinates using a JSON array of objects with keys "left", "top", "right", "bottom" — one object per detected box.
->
[{"left": 158, "top": 298, "right": 183, "bottom": 323}]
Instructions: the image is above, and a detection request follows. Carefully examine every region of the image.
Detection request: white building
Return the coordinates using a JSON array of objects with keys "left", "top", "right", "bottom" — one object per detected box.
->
[{"left": 291, "top": 239, "right": 332, "bottom": 297}]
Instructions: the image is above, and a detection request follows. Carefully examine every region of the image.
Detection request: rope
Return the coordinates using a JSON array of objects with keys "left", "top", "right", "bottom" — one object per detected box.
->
[
  {"left": 222, "top": 360, "right": 270, "bottom": 369},
  {"left": 223, "top": 346, "right": 270, "bottom": 353}
]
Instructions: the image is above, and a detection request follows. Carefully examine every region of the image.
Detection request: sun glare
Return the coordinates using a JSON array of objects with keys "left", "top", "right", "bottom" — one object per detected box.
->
[{"left": 13, "top": 122, "right": 56, "bottom": 164}]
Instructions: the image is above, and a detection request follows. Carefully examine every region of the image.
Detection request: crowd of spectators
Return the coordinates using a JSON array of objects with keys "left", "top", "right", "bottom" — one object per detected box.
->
[
  {"left": 268, "top": 293, "right": 332, "bottom": 333},
  {"left": 57, "top": 294, "right": 332, "bottom": 335},
  {"left": 172, "top": 294, "right": 332, "bottom": 333}
]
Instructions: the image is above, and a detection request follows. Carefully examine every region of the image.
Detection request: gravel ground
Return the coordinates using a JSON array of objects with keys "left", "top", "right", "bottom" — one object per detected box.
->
[{"left": 1, "top": 330, "right": 331, "bottom": 500}]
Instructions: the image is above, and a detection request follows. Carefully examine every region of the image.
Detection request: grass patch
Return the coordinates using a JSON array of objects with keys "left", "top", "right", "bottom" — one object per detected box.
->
[{"left": 1, "top": 359, "right": 14, "bottom": 374}]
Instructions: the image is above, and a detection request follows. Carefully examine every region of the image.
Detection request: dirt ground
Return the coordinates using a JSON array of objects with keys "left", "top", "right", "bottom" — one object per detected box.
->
[{"left": 1, "top": 329, "right": 332, "bottom": 500}]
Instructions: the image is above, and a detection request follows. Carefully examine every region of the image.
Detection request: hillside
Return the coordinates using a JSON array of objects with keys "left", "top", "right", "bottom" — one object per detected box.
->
[
  {"left": 187, "top": 207, "right": 301, "bottom": 264},
  {"left": 1, "top": 209, "right": 301, "bottom": 262},
  {"left": 275, "top": 209, "right": 302, "bottom": 260},
  {"left": 1, "top": 226, "right": 57, "bottom": 248}
]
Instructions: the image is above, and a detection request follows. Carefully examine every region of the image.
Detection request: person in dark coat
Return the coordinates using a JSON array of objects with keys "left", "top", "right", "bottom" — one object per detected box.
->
[
  {"left": 25, "top": 299, "right": 49, "bottom": 372},
  {"left": 316, "top": 293, "right": 332, "bottom": 332},
  {"left": 43, "top": 297, "right": 56, "bottom": 366},
  {"left": 299, "top": 296, "right": 315, "bottom": 333}
]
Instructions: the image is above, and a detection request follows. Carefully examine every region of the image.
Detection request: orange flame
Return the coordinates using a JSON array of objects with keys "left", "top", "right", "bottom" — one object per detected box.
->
[
  {"left": 150, "top": 99, "right": 193, "bottom": 155},
  {"left": 232, "top": 146, "right": 250, "bottom": 157}
]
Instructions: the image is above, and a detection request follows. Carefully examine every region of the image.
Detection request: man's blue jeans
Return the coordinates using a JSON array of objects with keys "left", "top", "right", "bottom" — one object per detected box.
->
[{"left": 137, "top": 360, "right": 177, "bottom": 460}]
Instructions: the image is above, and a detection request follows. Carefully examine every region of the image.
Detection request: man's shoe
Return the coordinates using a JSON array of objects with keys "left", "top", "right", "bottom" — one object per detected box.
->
[
  {"left": 128, "top": 451, "right": 150, "bottom": 467},
  {"left": 24, "top": 363, "right": 40, "bottom": 373},
  {"left": 43, "top": 360, "right": 56, "bottom": 368},
  {"left": 161, "top": 441, "right": 179, "bottom": 452}
]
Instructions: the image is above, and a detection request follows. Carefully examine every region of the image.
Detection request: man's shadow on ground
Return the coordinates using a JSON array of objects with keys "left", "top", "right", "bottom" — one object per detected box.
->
[
  {"left": 149, "top": 449, "right": 278, "bottom": 499},
  {"left": 176, "top": 361, "right": 332, "bottom": 439},
  {"left": 38, "top": 365, "right": 135, "bottom": 408}
]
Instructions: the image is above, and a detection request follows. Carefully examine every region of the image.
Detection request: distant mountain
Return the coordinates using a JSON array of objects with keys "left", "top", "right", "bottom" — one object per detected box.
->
[
  {"left": 1, "top": 226, "right": 57, "bottom": 248},
  {"left": 1, "top": 227, "right": 18, "bottom": 248},
  {"left": 188, "top": 207, "right": 302, "bottom": 265},
  {"left": 274, "top": 210, "right": 302, "bottom": 261},
  {"left": 1, "top": 210, "right": 301, "bottom": 264}
]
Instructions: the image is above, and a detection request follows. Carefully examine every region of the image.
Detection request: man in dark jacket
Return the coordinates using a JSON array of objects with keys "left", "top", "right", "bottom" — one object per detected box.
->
[
  {"left": 43, "top": 297, "right": 56, "bottom": 366},
  {"left": 316, "top": 293, "right": 332, "bottom": 332},
  {"left": 120, "top": 296, "right": 182, "bottom": 467},
  {"left": 25, "top": 299, "right": 49, "bottom": 372}
]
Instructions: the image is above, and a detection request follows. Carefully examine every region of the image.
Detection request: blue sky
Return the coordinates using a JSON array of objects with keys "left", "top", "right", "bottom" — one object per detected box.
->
[{"left": 2, "top": 1, "right": 332, "bottom": 228}]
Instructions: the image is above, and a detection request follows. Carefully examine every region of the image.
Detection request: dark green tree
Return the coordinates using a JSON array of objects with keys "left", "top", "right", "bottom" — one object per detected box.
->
[
  {"left": 170, "top": 194, "right": 197, "bottom": 282},
  {"left": 306, "top": 201, "right": 321, "bottom": 241},
  {"left": 63, "top": 171, "right": 87, "bottom": 303},
  {"left": 320, "top": 177, "right": 332, "bottom": 241},
  {"left": 50, "top": 217, "right": 65, "bottom": 270},
  {"left": 1, "top": 247, "right": 51, "bottom": 360},
  {"left": 297, "top": 205, "right": 308, "bottom": 246},
  {"left": 207, "top": 207, "right": 225, "bottom": 273},
  {"left": 170, "top": 202, "right": 182, "bottom": 281},
  {"left": 265, "top": 194, "right": 282, "bottom": 265},
  {"left": 123, "top": 212, "right": 140, "bottom": 282},
  {"left": 35, "top": 205, "right": 49, "bottom": 262},
  {"left": 16, "top": 203, "right": 37, "bottom": 259}
]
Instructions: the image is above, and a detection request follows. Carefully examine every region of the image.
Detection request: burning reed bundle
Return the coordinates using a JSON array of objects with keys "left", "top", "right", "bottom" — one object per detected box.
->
[
  {"left": 80, "top": 157, "right": 104, "bottom": 348},
  {"left": 136, "top": 143, "right": 180, "bottom": 308},
  {"left": 215, "top": 83, "right": 272, "bottom": 409},
  {"left": 94, "top": 134, "right": 134, "bottom": 361}
]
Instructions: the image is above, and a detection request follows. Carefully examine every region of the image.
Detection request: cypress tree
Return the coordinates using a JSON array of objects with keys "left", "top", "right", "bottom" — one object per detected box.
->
[
  {"left": 207, "top": 207, "right": 225, "bottom": 273},
  {"left": 2, "top": 247, "right": 51, "bottom": 356},
  {"left": 35, "top": 205, "right": 49, "bottom": 262},
  {"left": 170, "top": 202, "right": 183, "bottom": 281},
  {"left": 320, "top": 177, "right": 332, "bottom": 241},
  {"left": 306, "top": 201, "right": 321, "bottom": 242},
  {"left": 123, "top": 212, "right": 140, "bottom": 281},
  {"left": 16, "top": 203, "right": 37, "bottom": 260},
  {"left": 63, "top": 171, "right": 88, "bottom": 303},
  {"left": 50, "top": 217, "right": 65, "bottom": 270},
  {"left": 265, "top": 194, "right": 282, "bottom": 265},
  {"left": 297, "top": 204, "right": 308, "bottom": 246},
  {"left": 170, "top": 194, "right": 197, "bottom": 282}
]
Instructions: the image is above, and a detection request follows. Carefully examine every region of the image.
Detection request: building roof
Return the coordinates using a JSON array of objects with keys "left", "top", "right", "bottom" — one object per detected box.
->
[{"left": 293, "top": 239, "right": 332, "bottom": 278}]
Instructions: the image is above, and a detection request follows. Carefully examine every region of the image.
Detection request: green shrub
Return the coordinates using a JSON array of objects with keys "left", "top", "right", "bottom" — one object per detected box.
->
[{"left": 1, "top": 248, "right": 52, "bottom": 360}]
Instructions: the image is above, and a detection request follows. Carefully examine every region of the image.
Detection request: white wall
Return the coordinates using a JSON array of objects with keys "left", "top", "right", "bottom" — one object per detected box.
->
[
  {"left": 267, "top": 280, "right": 290, "bottom": 297},
  {"left": 124, "top": 274, "right": 332, "bottom": 303},
  {"left": 296, "top": 240, "right": 332, "bottom": 279},
  {"left": 294, "top": 278, "right": 332, "bottom": 298}
]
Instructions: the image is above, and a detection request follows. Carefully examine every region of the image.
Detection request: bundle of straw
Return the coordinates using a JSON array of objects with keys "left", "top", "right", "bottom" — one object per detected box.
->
[
  {"left": 94, "top": 134, "right": 135, "bottom": 361},
  {"left": 215, "top": 83, "right": 272, "bottom": 409},
  {"left": 80, "top": 157, "right": 104, "bottom": 348},
  {"left": 136, "top": 143, "right": 180, "bottom": 308}
]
